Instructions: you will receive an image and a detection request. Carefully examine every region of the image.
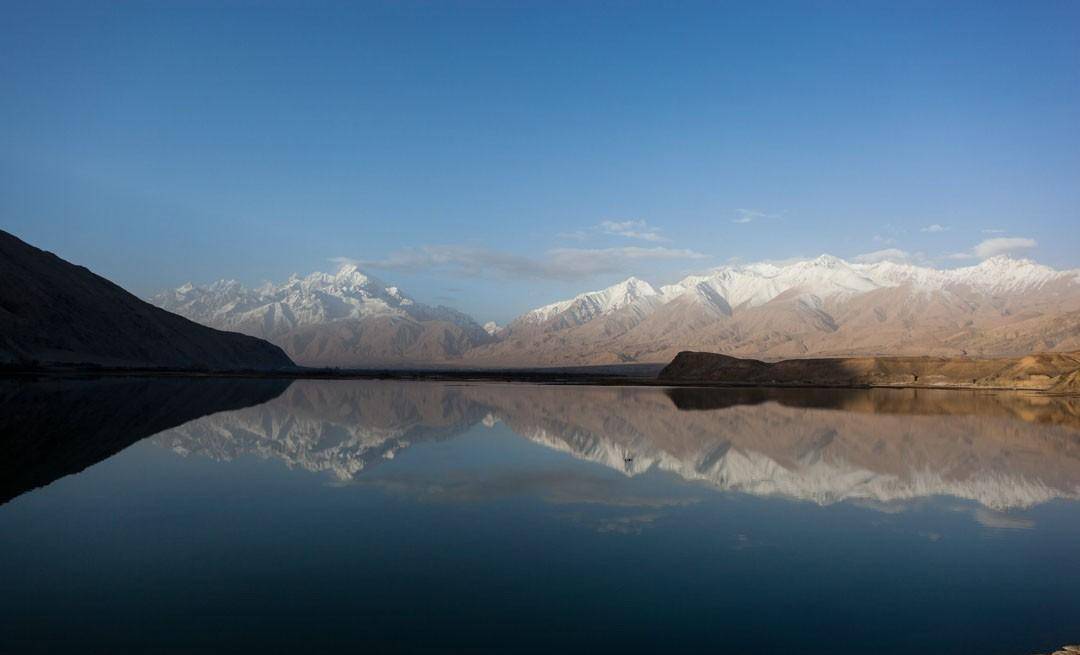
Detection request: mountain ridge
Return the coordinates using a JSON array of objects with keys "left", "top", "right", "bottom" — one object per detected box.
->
[
  {"left": 152, "top": 254, "right": 1080, "bottom": 367},
  {"left": 152, "top": 263, "right": 493, "bottom": 367},
  {"left": 464, "top": 254, "right": 1080, "bottom": 366}
]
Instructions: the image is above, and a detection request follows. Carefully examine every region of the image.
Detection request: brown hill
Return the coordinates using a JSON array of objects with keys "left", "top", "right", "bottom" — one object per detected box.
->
[{"left": 658, "top": 350, "right": 1080, "bottom": 391}]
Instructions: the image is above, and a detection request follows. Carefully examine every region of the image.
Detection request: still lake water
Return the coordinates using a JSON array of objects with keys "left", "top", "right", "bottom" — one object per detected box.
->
[{"left": 1, "top": 378, "right": 1078, "bottom": 653}]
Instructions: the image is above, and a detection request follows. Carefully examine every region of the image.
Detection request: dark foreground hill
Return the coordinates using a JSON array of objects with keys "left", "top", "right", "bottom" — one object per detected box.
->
[{"left": 0, "top": 230, "right": 294, "bottom": 370}]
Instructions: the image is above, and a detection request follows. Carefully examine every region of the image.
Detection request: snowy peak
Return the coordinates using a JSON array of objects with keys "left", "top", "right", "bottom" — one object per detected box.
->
[
  {"left": 521, "top": 276, "right": 659, "bottom": 327},
  {"left": 656, "top": 256, "right": 880, "bottom": 313},
  {"left": 667, "top": 255, "right": 1078, "bottom": 308},
  {"left": 152, "top": 263, "right": 480, "bottom": 340},
  {"left": 946, "top": 256, "right": 1076, "bottom": 294}
]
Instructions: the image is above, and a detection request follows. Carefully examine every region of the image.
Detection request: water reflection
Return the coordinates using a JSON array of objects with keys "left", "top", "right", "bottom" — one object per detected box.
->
[
  {"left": 153, "top": 380, "right": 1080, "bottom": 512},
  {"left": 0, "top": 377, "right": 289, "bottom": 504},
  {"left": 3, "top": 379, "right": 1080, "bottom": 653}
]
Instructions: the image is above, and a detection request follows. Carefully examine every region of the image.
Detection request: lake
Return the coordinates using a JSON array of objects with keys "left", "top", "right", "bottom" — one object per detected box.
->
[{"left": 1, "top": 378, "right": 1078, "bottom": 653}]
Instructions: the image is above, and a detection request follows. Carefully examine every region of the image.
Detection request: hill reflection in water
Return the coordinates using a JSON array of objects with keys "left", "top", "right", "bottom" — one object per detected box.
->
[{"left": 0, "top": 376, "right": 291, "bottom": 504}]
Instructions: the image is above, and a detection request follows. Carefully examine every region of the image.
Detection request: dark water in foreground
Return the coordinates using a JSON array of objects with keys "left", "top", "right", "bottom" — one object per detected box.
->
[{"left": 1, "top": 379, "right": 1078, "bottom": 654}]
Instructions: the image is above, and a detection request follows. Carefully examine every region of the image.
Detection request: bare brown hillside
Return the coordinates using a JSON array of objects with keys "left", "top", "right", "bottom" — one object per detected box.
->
[{"left": 658, "top": 350, "right": 1080, "bottom": 391}]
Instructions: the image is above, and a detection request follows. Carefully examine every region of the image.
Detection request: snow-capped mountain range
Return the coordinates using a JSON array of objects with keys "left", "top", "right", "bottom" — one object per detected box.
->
[
  {"left": 153, "top": 255, "right": 1080, "bottom": 367},
  {"left": 519, "top": 255, "right": 1080, "bottom": 328},
  {"left": 152, "top": 264, "right": 491, "bottom": 366},
  {"left": 154, "top": 264, "right": 470, "bottom": 337},
  {"left": 473, "top": 254, "right": 1080, "bottom": 365},
  {"left": 661, "top": 255, "right": 1079, "bottom": 306}
]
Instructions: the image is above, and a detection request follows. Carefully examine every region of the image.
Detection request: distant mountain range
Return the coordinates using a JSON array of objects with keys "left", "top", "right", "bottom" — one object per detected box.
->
[
  {"left": 0, "top": 230, "right": 293, "bottom": 370},
  {"left": 151, "top": 265, "right": 493, "bottom": 367},
  {"left": 154, "top": 255, "right": 1080, "bottom": 367}
]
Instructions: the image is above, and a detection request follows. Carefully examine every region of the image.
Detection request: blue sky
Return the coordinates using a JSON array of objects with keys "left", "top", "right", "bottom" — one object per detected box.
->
[{"left": 2, "top": 1, "right": 1079, "bottom": 323}]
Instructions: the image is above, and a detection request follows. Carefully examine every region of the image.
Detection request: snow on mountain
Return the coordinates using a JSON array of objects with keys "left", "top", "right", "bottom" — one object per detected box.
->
[
  {"left": 153, "top": 263, "right": 481, "bottom": 340},
  {"left": 660, "top": 255, "right": 1079, "bottom": 310},
  {"left": 150, "top": 254, "right": 1080, "bottom": 367},
  {"left": 152, "top": 264, "right": 496, "bottom": 366},
  {"left": 519, "top": 276, "right": 659, "bottom": 327},
  {"left": 659, "top": 255, "right": 880, "bottom": 310},
  {"left": 521, "top": 255, "right": 1080, "bottom": 326},
  {"left": 462, "top": 254, "right": 1080, "bottom": 365},
  {"left": 942, "top": 256, "right": 1080, "bottom": 294}
]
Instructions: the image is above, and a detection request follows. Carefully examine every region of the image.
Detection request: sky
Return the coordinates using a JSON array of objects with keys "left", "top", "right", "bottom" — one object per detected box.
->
[{"left": 2, "top": 1, "right": 1079, "bottom": 323}]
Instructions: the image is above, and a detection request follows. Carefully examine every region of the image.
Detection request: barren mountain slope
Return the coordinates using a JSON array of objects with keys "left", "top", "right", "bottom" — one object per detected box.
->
[{"left": 0, "top": 230, "right": 293, "bottom": 370}]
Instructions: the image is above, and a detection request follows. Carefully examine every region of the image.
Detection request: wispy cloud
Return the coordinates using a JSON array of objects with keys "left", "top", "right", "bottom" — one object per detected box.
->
[
  {"left": 598, "top": 219, "right": 667, "bottom": 242},
  {"left": 731, "top": 208, "right": 784, "bottom": 224},
  {"left": 557, "top": 219, "right": 668, "bottom": 242},
  {"left": 346, "top": 245, "right": 706, "bottom": 280},
  {"left": 920, "top": 224, "right": 949, "bottom": 233},
  {"left": 871, "top": 223, "right": 907, "bottom": 244},
  {"left": 981, "top": 228, "right": 1006, "bottom": 235},
  {"left": 853, "top": 248, "right": 912, "bottom": 264},
  {"left": 973, "top": 237, "right": 1037, "bottom": 258},
  {"left": 943, "top": 236, "right": 1038, "bottom": 261}
]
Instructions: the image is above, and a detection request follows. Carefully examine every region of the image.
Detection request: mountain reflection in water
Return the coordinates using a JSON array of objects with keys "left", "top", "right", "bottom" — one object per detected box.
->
[
  {"left": 152, "top": 380, "right": 1080, "bottom": 512},
  {"left": 4, "top": 378, "right": 1080, "bottom": 654}
]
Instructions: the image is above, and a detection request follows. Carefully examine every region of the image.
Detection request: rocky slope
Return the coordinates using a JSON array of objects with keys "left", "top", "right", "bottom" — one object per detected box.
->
[
  {"left": 152, "top": 264, "right": 492, "bottom": 367},
  {"left": 0, "top": 230, "right": 294, "bottom": 370}
]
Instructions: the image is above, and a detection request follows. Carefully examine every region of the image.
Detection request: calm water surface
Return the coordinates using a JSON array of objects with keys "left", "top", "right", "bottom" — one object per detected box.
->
[{"left": 1, "top": 379, "right": 1078, "bottom": 653}]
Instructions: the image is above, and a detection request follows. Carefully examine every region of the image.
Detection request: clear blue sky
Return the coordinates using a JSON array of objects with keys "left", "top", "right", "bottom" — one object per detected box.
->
[{"left": 3, "top": 1, "right": 1078, "bottom": 323}]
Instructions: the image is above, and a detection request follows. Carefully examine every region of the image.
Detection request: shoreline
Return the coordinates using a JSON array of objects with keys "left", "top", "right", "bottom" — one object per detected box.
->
[{"left": 2, "top": 366, "right": 1073, "bottom": 394}]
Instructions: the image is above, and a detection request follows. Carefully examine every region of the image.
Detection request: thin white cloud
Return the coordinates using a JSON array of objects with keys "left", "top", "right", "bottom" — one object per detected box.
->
[
  {"left": 853, "top": 248, "right": 912, "bottom": 264},
  {"left": 598, "top": 219, "right": 667, "bottom": 242},
  {"left": 942, "top": 236, "right": 1037, "bottom": 261},
  {"left": 873, "top": 223, "right": 906, "bottom": 241},
  {"left": 973, "top": 237, "right": 1037, "bottom": 258},
  {"left": 349, "top": 245, "right": 706, "bottom": 280},
  {"left": 732, "top": 208, "right": 784, "bottom": 224},
  {"left": 981, "top": 228, "right": 1006, "bottom": 235},
  {"left": 550, "top": 246, "right": 705, "bottom": 276},
  {"left": 920, "top": 224, "right": 949, "bottom": 233}
]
